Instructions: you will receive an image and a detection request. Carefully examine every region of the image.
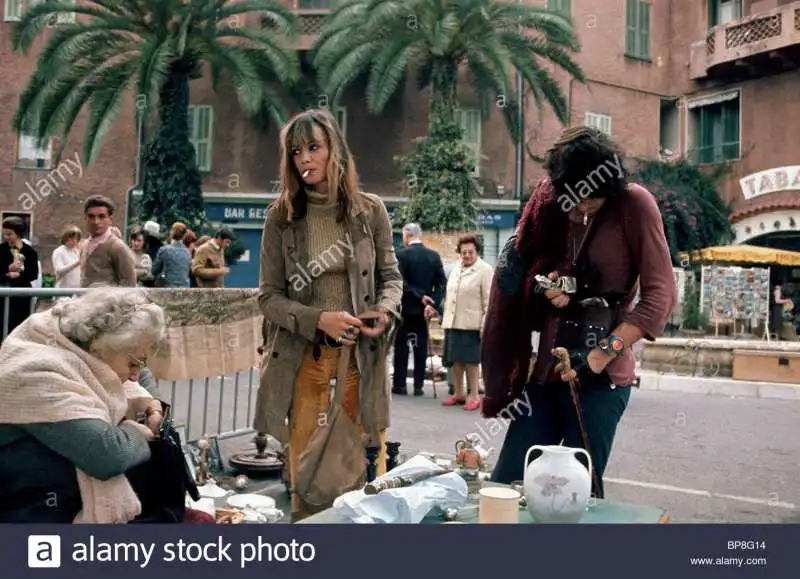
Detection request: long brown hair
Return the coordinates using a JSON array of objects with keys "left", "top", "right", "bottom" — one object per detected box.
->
[{"left": 272, "top": 108, "right": 362, "bottom": 224}]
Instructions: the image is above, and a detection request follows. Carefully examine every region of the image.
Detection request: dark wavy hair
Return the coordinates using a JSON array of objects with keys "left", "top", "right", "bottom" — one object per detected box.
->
[{"left": 544, "top": 126, "right": 628, "bottom": 200}]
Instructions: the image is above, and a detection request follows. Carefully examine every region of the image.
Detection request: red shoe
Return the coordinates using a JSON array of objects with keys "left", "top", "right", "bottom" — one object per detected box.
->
[
  {"left": 464, "top": 399, "right": 480, "bottom": 411},
  {"left": 442, "top": 396, "right": 466, "bottom": 406}
]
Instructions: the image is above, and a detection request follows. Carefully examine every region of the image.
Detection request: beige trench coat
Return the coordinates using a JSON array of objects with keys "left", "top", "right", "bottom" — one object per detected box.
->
[{"left": 253, "top": 192, "right": 402, "bottom": 444}]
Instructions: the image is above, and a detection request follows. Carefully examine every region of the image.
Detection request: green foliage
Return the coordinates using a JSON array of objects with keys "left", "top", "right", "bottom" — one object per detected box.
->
[
  {"left": 681, "top": 275, "right": 708, "bottom": 331},
  {"left": 395, "top": 121, "right": 479, "bottom": 232},
  {"left": 12, "top": 0, "right": 302, "bottom": 165},
  {"left": 42, "top": 273, "right": 56, "bottom": 289},
  {"left": 223, "top": 236, "right": 246, "bottom": 264},
  {"left": 311, "top": 0, "right": 585, "bottom": 149},
  {"left": 630, "top": 158, "right": 735, "bottom": 263}
]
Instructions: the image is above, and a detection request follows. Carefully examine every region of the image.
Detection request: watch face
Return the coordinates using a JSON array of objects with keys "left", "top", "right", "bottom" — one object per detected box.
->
[{"left": 609, "top": 336, "right": 625, "bottom": 353}]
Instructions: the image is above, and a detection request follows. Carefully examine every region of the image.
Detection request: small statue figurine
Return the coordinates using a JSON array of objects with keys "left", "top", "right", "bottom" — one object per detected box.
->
[
  {"left": 455, "top": 435, "right": 484, "bottom": 478},
  {"left": 196, "top": 437, "right": 210, "bottom": 486}
]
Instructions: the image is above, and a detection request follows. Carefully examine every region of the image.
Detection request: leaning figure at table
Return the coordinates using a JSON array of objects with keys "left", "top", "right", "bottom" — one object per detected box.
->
[
  {"left": 482, "top": 127, "right": 676, "bottom": 499},
  {"left": 254, "top": 108, "right": 402, "bottom": 522},
  {"left": 0, "top": 287, "right": 213, "bottom": 523}
]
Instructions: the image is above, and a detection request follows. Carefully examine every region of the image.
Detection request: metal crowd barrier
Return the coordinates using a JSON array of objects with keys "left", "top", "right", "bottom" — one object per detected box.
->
[{"left": 0, "top": 287, "right": 258, "bottom": 443}]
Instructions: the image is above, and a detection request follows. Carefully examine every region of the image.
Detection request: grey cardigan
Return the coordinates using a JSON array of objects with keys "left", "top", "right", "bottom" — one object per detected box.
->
[{"left": 0, "top": 367, "right": 162, "bottom": 522}]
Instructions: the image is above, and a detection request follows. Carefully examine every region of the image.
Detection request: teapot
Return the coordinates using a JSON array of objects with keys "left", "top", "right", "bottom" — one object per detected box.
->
[{"left": 522, "top": 445, "right": 592, "bottom": 524}]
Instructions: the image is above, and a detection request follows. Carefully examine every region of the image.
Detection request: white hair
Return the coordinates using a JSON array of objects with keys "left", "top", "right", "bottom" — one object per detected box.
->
[
  {"left": 51, "top": 287, "right": 166, "bottom": 354},
  {"left": 403, "top": 223, "right": 422, "bottom": 238}
]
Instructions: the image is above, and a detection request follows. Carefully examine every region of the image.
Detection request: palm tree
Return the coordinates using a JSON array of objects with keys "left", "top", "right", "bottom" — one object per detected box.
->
[
  {"left": 12, "top": 0, "right": 302, "bottom": 226},
  {"left": 312, "top": 0, "right": 585, "bottom": 144}
]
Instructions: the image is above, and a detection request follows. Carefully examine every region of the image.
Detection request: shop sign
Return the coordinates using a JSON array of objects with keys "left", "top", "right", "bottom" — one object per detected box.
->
[
  {"left": 739, "top": 166, "right": 800, "bottom": 200},
  {"left": 205, "top": 203, "right": 270, "bottom": 222}
]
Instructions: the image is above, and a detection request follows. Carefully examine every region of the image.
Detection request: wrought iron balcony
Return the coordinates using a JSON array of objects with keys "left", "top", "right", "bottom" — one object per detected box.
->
[
  {"left": 263, "top": 6, "right": 331, "bottom": 50},
  {"left": 690, "top": 1, "right": 800, "bottom": 79},
  {"left": 296, "top": 6, "right": 330, "bottom": 50}
]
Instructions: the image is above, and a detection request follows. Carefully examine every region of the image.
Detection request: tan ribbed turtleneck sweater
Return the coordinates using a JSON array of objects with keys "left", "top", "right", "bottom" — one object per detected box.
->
[{"left": 306, "top": 189, "right": 353, "bottom": 313}]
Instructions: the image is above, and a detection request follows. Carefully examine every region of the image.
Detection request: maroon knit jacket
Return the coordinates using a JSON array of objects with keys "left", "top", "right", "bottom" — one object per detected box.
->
[{"left": 480, "top": 176, "right": 570, "bottom": 418}]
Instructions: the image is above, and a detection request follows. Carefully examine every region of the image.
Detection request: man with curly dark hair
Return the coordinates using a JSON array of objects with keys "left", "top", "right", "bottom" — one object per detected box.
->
[{"left": 483, "top": 127, "right": 676, "bottom": 499}]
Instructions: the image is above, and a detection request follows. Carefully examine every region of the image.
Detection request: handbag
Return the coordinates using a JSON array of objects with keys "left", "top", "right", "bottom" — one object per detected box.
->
[
  {"left": 293, "top": 346, "right": 367, "bottom": 512},
  {"left": 126, "top": 418, "right": 201, "bottom": 523}
]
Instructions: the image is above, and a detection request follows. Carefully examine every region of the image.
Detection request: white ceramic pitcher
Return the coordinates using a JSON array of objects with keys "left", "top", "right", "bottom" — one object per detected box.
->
[{"left": 522, "top": 445, "right": 592, "bottom": 524}]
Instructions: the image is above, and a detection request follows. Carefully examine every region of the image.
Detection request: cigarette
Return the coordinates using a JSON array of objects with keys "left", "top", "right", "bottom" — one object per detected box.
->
[{"left": 302, "top": 170, "right": 310, "bottom": 178}]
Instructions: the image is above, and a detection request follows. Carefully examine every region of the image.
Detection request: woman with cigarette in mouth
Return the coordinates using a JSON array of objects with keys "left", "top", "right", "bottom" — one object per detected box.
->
[{"left": 255, "top": 108, "right": 402, "bottom": 521}]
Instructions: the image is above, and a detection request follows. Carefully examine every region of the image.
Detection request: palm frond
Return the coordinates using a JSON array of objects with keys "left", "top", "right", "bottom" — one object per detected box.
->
[
  {"left": 84, "top": 59, "right": 139, "bottom": 164},
  {"left": 13, "top": 0, "right": 302, "bottom": 166}
]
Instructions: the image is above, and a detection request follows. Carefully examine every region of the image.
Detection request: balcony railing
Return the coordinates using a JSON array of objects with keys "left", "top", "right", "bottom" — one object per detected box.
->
[{"left": 690, "top": 1, "right": 800, "bottom": 79}]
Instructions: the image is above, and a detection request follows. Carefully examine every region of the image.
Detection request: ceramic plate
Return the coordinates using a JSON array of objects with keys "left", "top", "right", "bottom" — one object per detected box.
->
[{"left": 227, "top": 494, "right": 276, "bottom": 510}]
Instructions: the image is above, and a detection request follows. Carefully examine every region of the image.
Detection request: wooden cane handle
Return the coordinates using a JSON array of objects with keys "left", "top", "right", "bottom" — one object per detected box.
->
[
  {"left": 552, "top": 347, "right": 577, "bottom": 381},
  {"left": 553, "top": 347, "right": 571, "bottom": 372}
]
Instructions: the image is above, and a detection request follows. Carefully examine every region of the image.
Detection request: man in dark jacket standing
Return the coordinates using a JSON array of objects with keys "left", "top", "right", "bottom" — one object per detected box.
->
[{"left": 392, "top": 223, "right": 447, "bottom": 396}]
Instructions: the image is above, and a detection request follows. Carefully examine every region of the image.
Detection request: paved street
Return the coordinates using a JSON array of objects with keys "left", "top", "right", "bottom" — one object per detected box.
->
[
  {"left": 164, "top": 371, "right": 800, "bottom": 524},
  {"left": 388, "top": 385, "right": 800, "bottom": 524}
]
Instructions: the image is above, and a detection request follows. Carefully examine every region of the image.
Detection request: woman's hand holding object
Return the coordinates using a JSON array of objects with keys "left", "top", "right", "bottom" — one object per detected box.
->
[
  {"left": 318, "top": 311, "right": 363, "bottom": 346},
  {"left": 544, "top": 271, "right": 569, "bottom": 308},
  {"left": 359, "top": 311, "right": 390, "bottom": 339},
  {"left": 124, "top": 419, "right": 155, "bottom": 441}
]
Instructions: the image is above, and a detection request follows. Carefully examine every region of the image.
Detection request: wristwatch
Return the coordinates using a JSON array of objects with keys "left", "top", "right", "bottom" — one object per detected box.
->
[{"left": 598, "top": 335, "right": 625, "bottom": 356}]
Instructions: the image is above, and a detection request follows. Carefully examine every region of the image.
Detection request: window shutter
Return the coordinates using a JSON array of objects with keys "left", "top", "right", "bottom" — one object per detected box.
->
[
  {"left": 626, "top": 0, "right": 639, "bottom": 56},
  {"left": 188, "top": 106, "right": 213, "bottom": 171},
  {"left": 639, "top": 2, "right": 651, "bottom": 59},
  {"left": 722, "top": 101, "right": 739, "bottom": 160},
  {"left": 708, "top": 0, "right": 719, "bottom": 27}
]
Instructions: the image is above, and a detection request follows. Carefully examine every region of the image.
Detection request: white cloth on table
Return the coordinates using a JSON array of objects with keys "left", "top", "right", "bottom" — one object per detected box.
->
[{"left": 332, "top": 455, "right": 468, "bottom": 524}]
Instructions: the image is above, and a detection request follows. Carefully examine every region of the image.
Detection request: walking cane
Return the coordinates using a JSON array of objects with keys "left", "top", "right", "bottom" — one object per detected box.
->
[
  {"left": 426, "top": 316, "right": 438, "bottom": 399},
  {"left": 552, "top": 347, "right": 602, "bottom": 499}
]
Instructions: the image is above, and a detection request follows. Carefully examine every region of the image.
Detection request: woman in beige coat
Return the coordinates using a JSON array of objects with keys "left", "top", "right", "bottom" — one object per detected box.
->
[
  {"left": 440, "top": 233, "right": 493, "bottom": 411},
  {"left": 254, "top": 109, "right": 402, "bottom": 521}
]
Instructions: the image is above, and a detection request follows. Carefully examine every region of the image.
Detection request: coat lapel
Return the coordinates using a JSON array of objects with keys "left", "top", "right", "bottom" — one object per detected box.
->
[{"left": 285, "top": 219, "right": 313, "bottom": 305}]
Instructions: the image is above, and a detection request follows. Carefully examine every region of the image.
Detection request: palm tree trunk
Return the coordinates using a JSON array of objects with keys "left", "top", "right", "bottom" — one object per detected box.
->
[
  {"left": 429, "top": 59, "right": 458, "bottom": 131},
  {"left": 159, "top": 62, "right": 191, "bottom": 134},
  {"left": 139, "top": 58, "right": 204, "bottom": 228}
]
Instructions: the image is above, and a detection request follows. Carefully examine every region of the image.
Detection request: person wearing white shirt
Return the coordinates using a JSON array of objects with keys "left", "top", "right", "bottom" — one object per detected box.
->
[
  {"left": 21, "top": 239, "right": 43, "bottom": 289},
  {"left": 51, "top": 226, "right": 83, "bottom": 289}
]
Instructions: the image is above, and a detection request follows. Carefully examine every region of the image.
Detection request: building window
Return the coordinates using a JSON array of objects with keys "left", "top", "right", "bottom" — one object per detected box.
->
[
  {"left": 334, "top": 106, "right": 346, "bottom": 139},
  {"left": 16, "top": 134, "right": 52, "bottom": 169},
  {"left": 688, "top": 91, "right": 740, "bottom": 164},
  {"left": 297, "top": 0, "right": 332, "bottom": 8},
  {"left": 458, "top": 108, "right": 482, "bottom": 177},
  {"left": 55, "top": 11, "right": 76, "bottom": 24},
  {"left": 0, "top": 211, "right": 33, "bottom": 240},
  {"left": 709, "top": 0, "right": 741, "bottom": 27},
  {"left": 188, "top": 105, "right": 214, "bottom": 172},
  {"left": 4, "top": 0, "right": 22, "bottom": 21},
  {"left": 546, "top": 0, "right": 571, "bottom": 17},
  {"left": 585, "top": 112, "right": 612, "bottom": 135},
  {"left": 625, "top": 0, "right": 651, "bottom": 60}
]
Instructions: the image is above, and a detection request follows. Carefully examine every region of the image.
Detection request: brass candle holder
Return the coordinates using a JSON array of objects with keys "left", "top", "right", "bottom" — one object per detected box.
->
[{"left": 196, "top": 436, "right": 210, "bottom": 486}]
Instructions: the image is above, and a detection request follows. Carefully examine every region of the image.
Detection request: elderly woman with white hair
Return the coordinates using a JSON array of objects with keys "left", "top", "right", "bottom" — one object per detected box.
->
[{"left": 0, "top": 287, "right": 211, "bottom": 524}]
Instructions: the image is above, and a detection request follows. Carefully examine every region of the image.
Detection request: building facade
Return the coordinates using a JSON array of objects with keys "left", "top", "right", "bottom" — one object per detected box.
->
[{"left": 2, "top": 0, "right": 799, "bottom": 287}]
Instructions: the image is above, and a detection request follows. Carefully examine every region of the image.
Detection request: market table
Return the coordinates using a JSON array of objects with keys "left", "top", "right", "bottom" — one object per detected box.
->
[{"left": 298, "top": 482, "right": 670, "bottom": 524}]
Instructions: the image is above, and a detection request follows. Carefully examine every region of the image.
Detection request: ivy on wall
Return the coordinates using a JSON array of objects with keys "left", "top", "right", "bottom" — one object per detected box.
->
[
  {"left": 395, "top": 121, "right": 479, "bottom": 232},
  {"left": 630, "top": 158, "right": 735, "bottom": 262}
]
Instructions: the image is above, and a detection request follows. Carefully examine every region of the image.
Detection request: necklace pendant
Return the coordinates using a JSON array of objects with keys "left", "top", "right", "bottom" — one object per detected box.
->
[{"left": 582, "top": 213, "right": 588, "bottom": 226}]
